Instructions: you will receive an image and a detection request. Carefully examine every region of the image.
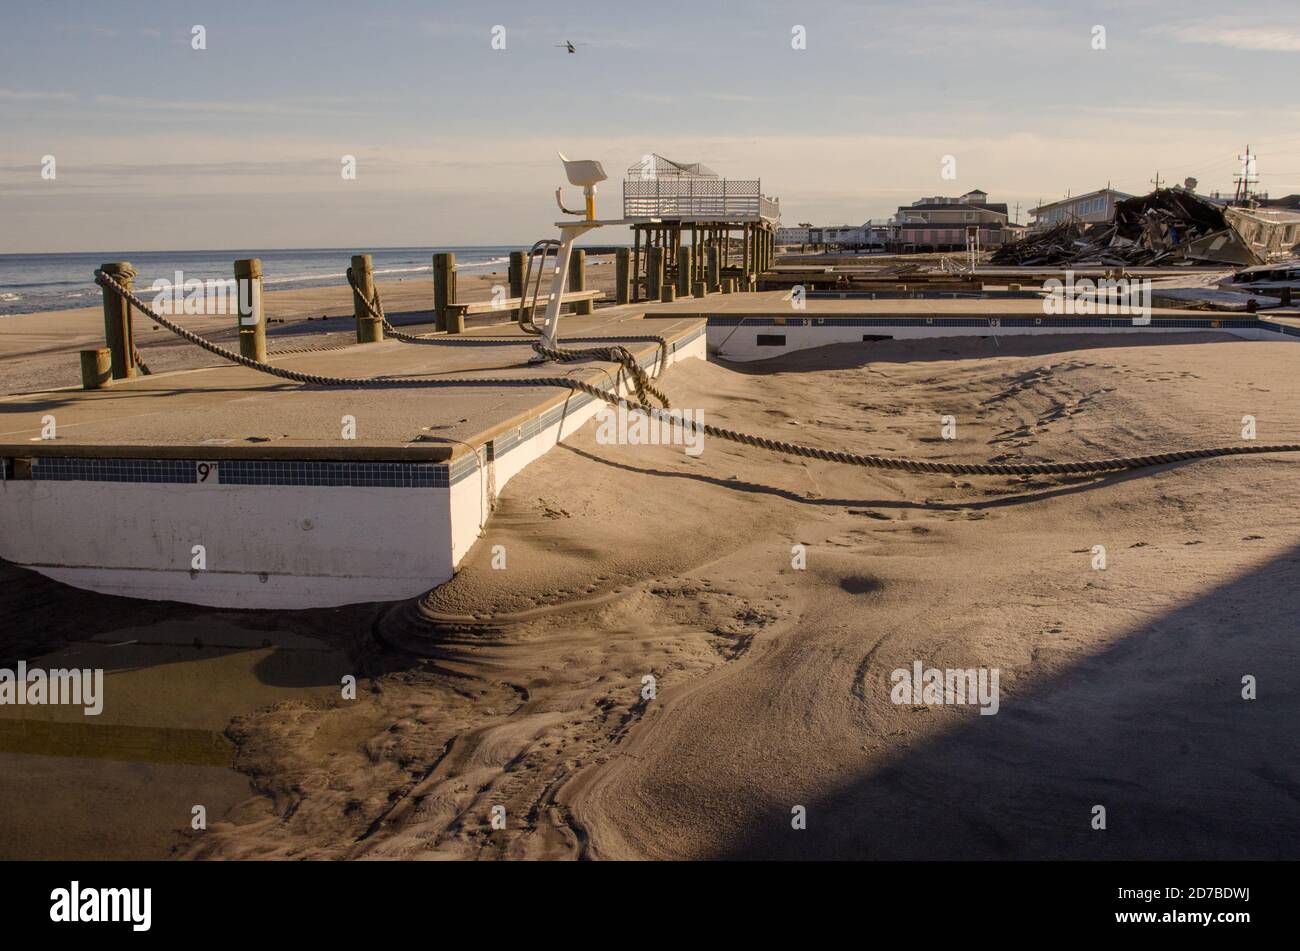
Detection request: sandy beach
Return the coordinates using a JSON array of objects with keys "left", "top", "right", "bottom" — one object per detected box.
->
[
  {"left": 4, "top": 323, "right": 1297, "bottom": 859},
  {"left": 0, "top": 257, "right": 618, "bottom": 395}
]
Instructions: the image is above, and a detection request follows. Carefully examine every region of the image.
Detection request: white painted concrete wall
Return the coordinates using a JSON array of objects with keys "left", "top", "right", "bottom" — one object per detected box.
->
[
  {"left": 449, "top": 331, "right": 707, "bottom": 567},
  {"left": 711, "top": 320, "right": 1275, "bottom": 362},
  {"left": 0, "top": 480, "right": 451, "bottom": 609}
]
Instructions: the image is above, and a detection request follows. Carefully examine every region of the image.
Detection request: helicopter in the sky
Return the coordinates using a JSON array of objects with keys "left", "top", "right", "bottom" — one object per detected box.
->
[{"left": 555, "top": 40, "right": 584, "bottom": 54}]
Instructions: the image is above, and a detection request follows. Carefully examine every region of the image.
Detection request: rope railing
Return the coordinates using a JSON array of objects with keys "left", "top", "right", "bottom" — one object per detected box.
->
[
  {"left": 93, "top": 268, "right": 1300, "bottom": 478},
  {"left": 342, "top": 265, "right": 670, "bottom": 407}
]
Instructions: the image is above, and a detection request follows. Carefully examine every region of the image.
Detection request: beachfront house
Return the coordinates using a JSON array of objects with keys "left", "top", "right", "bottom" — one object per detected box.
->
[
  {"left": 1223, "top": 203, "right": 1300, "bottom": 260},
  {"left": 776, "top": 224, "right": 812, "bottom": 245},
  {"left": 1029, "top": 188, "right": 1134, "bottom": 231},
  {"left": 805, "top": 221, "right": 895, "bottom": 251},
  {"left": 895, "top": 190, "right": 1011, "bottom": 251}
]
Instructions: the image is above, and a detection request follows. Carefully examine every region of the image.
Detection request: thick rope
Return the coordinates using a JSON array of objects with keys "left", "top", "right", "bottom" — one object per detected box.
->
[
  {"left": 130, "top": 342, "right": 151, "bottom": 375},
  {"left": 345, "top": 266, "right": 425, "bottom": 343},
  {"left": 94, "top": 270, "right": 1300, "bottom": 477},
  {"left": 343, "top": 266, "right": 670, "bottom": 408}
]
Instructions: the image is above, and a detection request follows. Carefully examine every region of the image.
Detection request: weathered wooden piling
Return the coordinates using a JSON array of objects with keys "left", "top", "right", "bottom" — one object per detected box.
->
[
  {"left": 677, "top": 246, "right": 693, "bottom": 298},
  {"left": 445, "top": 304, "right": 467, "bottom": 334},
  {"left": 615, "top": 248, "right": 631, "bottom": 305},
  {"left": 742, "top": 224, "right": 751, "bottom": 284},
  {"left": 632, "top": 229, "right": 642, "bottom": 302},
  {"left": 79, "top": 348, "right": 112, "bottom": 390},
  {"left": 692, "top": 280, "right": 707, "bottom": 299},
  {"left": 568, "top": 249, "right": 594, "bottom": 315},
  {"left": 509, "top": 250, "right": 527, "bottom": 321},
  {"left": 98, "top": 261, "right": 139, "bottom": 380},
  {"left": 660, "top": 285, "right": 676, "bottom": 303},
  {"left": 706, "top": 245, "right": 721, "bottom": 291},
  {"left": 349, "top": 253, "right": 383, "bottom": 343},
  {"left": 433, "top": 252, "right": 456, "bottom": 332},
  {"left": 647, "top": 247, "right": 664, "bottom": 301},
  {"left": 233, "top": 258, "right": 267, "bottom": 362}
]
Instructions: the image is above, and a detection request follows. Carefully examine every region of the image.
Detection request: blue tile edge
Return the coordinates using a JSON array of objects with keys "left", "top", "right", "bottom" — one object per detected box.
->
[
  {"left": 23, "top": 458, "right": 450, "bottom": 488},
  {"left": 705, "top": 315, "right": 1300, "bottom": 336}
]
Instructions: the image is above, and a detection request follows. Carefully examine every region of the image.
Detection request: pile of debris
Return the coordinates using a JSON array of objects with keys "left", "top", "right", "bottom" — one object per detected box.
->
[{"left": 992, "top": 188, "right": 1261, "bottom": 267}]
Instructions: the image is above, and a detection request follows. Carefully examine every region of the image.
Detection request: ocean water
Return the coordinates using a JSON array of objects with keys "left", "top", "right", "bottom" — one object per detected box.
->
[{"left": 0, "top": 247, "right": 516, "bottom": 317}]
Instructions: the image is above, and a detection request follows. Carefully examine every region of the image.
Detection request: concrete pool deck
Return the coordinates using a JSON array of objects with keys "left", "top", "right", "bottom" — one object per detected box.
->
[
  {"left": 0, "top": 311, "right": 706, "bottom": 462},
  {"left": 0, "top": 310, "right": 707, "bottom": 608}
]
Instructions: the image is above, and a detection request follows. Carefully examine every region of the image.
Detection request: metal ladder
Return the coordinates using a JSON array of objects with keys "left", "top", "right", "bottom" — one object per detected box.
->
[{"left": 517, "top": 238, "right": 561, "bottom": 336}]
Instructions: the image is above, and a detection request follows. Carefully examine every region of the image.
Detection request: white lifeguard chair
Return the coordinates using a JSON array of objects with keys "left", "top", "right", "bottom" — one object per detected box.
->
[{"left": 521, "top": 155, "right": 645, "bottom": 357}]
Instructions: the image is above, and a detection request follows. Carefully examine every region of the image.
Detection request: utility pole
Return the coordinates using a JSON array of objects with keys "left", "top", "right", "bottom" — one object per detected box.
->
[
  {"left": 1149, "top": 171, "right": 1163, "bottom": 191},
  {"left": 1233, "top": 145, "right": 1258, "bottom": 204}
]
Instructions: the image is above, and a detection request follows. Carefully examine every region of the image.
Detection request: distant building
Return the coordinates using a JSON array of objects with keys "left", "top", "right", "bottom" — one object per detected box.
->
[
  {"left": 806, "top": 220, "right": 894, "bottom": 250},
  {"left": 1030, "top": 188, "right": 1133, "bottom": 230},
  {"left": 1224, "top": 205, "right": 1300, "bottom": 260},
  {"left": 776, "top": 225, "right": 811, "bottom": 245},
  {"left": 895, "top": 189, "right": 1010, "bottom": 251},
  {"left": 809, "top": 224, "right": 865, "bottom": 246}
]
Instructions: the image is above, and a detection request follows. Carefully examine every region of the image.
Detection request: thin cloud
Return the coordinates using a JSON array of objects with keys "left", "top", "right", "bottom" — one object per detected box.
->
[
  {"left": 0, "top": 89, "right": 77, "bottom": 103},
  {"left": 1160, "top": 24, "right": 1300, "bottom": 52},
  {"left": 93, "top": 95, "right": 371, "bottom": 118}
]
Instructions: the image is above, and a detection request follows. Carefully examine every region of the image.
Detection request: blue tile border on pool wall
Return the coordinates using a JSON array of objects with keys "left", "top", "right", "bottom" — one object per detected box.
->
[
  {"left": 9, "top": 326, "right": 706, "bottom": 490},
  {"left": 27, "top": 457, "right": 450, "bottom": 488},
  {"left": 705, "top": 315, "right": 1300, "bottom": 337}
]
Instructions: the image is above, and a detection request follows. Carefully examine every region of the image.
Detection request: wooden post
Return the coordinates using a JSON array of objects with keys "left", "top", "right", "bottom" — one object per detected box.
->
[
  {"left": 660, "top": 285, "right": 677, "bottom": 303},
  {"left": 509, "top": 250, "right": 527, "bottom": 321},
  {"left": 98, "top": 261, "right": 138, "bottom": 380},
  {"left": 433, "top": 252, "right": 456, "bottom": 332},
  {"left": 615, "top": 248, "right": 631, "bottom": 305},
  {"left": 233, "top": 258, "right": 267, "bottom": 362},
  {"left": 692, "top": 280, "right": 708, "bottom": 299},
  {"left": 79, "top": 348, "right": 112, "bottom": 390},
  {"left": 706, "top": 243, "right": 720, "bottom": 291},
  {"left": 676, "top": 246, "right": 693, "bottom": 297},
  {"left": 740, "top": 224, "right": 749, "bottom": 286},
  {"left": 673, "top": 225, "right": 683, "bottom": 286},
  {"left": 632, "top": 226, "right": 642, "bottom": 302},
  {"left": 647, "top": 247, "right": 664, "bottom": 301},
  {"left": 349, "top": 253, "right": 383, "bottom": 343},
  {"left": 568, "top": 249, "right": 593, "bottom": 315},
  {"left": 445, "top": 304, "right": 467, "bottom": 334}
]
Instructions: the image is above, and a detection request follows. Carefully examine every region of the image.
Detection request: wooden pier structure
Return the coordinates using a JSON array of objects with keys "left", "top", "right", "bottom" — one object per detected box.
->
[{"left": 619, "top": 154, "right": 779, "bottom": 304}]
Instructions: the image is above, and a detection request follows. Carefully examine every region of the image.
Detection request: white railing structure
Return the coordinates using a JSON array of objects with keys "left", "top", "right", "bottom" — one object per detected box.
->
[{"left": 623, "top": 178, "right": 780, "bottom": 222}]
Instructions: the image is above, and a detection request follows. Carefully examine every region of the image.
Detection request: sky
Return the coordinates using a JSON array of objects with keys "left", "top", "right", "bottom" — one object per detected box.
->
[{"left": 3, "top": 0, "right": 1300, "bottom": 253}]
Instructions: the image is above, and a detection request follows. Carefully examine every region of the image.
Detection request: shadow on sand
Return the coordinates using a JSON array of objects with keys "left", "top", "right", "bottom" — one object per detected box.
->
[
  {"left": 717, "top": 331, "right": 1248, "bottom": 374},
  {"left": 709, "top": 541, "right": 1300, "bottom": 860}
]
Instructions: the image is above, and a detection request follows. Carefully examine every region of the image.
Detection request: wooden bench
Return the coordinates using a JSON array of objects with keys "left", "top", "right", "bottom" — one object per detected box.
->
[{"left": 460, "top": 289, "right": 603, "bottom": 316}]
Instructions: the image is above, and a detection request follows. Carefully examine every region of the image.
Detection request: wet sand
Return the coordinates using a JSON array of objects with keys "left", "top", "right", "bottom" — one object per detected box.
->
[{"left": 7, "top": 327, "right": 1297, "bottom": 859}]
